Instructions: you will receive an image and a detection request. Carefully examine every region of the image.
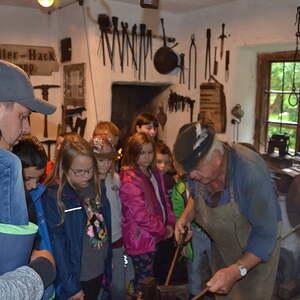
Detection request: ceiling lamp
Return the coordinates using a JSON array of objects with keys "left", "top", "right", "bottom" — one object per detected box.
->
[{"left": 37, "top": 0, "right": 55, "bottom": 8}]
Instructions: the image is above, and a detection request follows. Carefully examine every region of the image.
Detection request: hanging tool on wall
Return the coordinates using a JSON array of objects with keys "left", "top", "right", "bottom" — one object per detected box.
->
[
  {"left": 199, "top": 75, "right": 227, "bottom": 133},
  {"left": 125, "top": 25, "right": 130, "bottom": 67},
  {"left": 138, "top": 23, "right": 147, "bottom": 80},
  {"left": 218, "top": 23, "right": 228, "bottom": 60},
  {"left": 205, "top": 28, "right": 212, "bottom": 80},
  {"left": 145, "top": 29, "right": 153, "bottom": 60},
  {"left": 179, "top": 53, "right": 185, "bottom": 84},
  {"left": 98, "top": 14, "right": 112, "bottom": 66},
  {"left": 189, "top": 98, "right": 195, "bottom": 122},
  {"left": 98, "top": 23, "right": 106, "bottom": 65},
  {"left": 225, "top": 50, "right": 230, "bottom": 81},
  {"left": 127, "top": 24, "right": 138, "bottom": 70},
  {"left": 111, "top": 16, "right": 122, "bottom": 69},
  {"left": 188, "top": 34, "right": 197, "bottom": 90},
  {"left": 213, "top": 46, "right": 218, "bottom": 76},
  {"left": 34, "top": 84, "right": 60, "bottom": 138},
  {"left": 131, "top": 24, "right": 138, "bottom": 69},
  {"left": 121, "top": 22, "right": 138, "bottom": 71},
  {"left": 153, "top": 18, "right": 179, "bottom": 75},
  {"left": 120, "top": 21, "right": 127, "bottom": 72},
  {"left": 168, "top": 91, "right": 195, "bottom": 122}
]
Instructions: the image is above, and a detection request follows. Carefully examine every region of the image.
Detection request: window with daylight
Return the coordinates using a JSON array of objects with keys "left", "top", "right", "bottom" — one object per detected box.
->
[{"left": 255, "top": 51, "right": 300, "bottom": 153}]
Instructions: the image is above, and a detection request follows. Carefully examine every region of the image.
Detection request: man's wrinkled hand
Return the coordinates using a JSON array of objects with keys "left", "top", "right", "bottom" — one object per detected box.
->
[
  {"left": 207, "top": 264, "right": 241, "bottom": 294},
  {"left": 174, "top": 217, "right": 192, "bottom": 243}
]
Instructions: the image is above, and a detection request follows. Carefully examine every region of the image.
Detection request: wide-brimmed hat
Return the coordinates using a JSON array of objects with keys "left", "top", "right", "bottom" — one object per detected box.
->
[
  {"left": 173, "top": 122, "right": 215, "bottom": 173},
  {"left": 0, "top": 60, "right": 56, "bottom": 115}
]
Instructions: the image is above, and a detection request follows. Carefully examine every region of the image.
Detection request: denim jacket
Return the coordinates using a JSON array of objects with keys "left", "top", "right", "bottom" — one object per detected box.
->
[
  {"left": 0, "top": 149, "right": 28, "bottom": 225},
  {"left": 42, "top": 182, "right": 87, "bottom": 300}
]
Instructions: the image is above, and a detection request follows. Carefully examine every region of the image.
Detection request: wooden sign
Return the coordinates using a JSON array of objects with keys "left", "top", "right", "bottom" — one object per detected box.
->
[
  {"left": 199, "top": 81, "right": 226, "bottom": 133},
  {"left": 0, "top": 44, "right": 59, "bottom": 76}
]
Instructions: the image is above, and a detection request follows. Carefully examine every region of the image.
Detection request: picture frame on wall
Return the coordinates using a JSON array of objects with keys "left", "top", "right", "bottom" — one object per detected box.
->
[{"left": 63, "top": 63, "right": 85, "bottom": 106}]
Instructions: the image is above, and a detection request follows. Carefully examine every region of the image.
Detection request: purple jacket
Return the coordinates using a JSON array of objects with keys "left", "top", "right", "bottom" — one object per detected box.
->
[{"left": 120, "top": 168, "right": 175, "bottom": 255}]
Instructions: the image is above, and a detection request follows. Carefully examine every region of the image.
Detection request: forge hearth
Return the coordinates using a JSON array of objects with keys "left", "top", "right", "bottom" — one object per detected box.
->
[{"left": 111, "top": 82, "right": 169, "bottom": 143}]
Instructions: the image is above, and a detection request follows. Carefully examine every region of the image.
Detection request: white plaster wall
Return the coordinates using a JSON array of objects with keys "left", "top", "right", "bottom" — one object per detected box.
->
[
  {"left": 0, "top": 6, "right": 61, "bottom": 142},
  {"left": 54, "top": 0, "right": 195, "bottom": 148},
  {"left": 180, "top": 0, "right": 299, "bottom": 144},
  {"left": 1, "top": 0, "right": 299, "bottom": 151}
]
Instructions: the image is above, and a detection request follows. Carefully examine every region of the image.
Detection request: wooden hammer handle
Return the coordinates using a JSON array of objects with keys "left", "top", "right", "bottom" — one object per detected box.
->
[
  {"left": 164, "top": 226, "right": 188, "bottom": 286},
  {"left": 191, "top": 286, "right": 210, "bottom": 300}
]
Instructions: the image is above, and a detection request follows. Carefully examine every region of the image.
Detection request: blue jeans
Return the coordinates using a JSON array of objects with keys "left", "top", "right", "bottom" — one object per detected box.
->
[
  {"left": 187, "top": 226, "right": 212, "bottom": 296},
  {"left": 0, "top": 150, "right": 28, "bottom": 225}
]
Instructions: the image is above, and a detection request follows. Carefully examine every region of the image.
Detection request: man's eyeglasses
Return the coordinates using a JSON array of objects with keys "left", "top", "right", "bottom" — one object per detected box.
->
[{"left": 70, "top": 167, "right": 94, "bottom": 177}]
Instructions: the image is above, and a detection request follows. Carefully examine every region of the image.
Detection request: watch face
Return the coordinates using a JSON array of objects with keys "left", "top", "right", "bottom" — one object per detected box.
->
[{"left": 239, "top": 266, "right": 247, "bottom": 276}]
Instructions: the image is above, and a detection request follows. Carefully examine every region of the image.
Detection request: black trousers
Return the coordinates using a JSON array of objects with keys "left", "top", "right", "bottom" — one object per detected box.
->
[{"left": 81, "top": 274, "right": 102, "bottom": 300}]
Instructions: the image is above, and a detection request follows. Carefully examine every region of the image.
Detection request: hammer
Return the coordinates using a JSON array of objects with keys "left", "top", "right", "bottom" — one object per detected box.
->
[{"left": 34, "top": 84, "right": 60, "bottom": 137}]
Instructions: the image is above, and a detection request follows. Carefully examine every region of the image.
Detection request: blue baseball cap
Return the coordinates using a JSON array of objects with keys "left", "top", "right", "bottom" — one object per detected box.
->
[{"left": 0, "top": 60, "right": 56, "bottom": 115}]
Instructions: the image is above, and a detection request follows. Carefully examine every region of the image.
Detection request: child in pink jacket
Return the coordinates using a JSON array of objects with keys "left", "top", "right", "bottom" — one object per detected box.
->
[{"left": 119, "top": 132, "right": 175, "bottom": 294}]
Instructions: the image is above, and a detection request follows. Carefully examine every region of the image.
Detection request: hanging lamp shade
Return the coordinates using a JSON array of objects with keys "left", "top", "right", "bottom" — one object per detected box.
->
[{"left": 37, "top": 0, "right": 55, "bottom": 8}]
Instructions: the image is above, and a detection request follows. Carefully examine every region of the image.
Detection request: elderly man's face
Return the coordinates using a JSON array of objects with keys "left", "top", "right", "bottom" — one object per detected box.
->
[
  {"left": 0, "top": 103, "right": 31, "bottom": 150},
  {"left": 189, "top": 149, "right": 226, "bottom": 192}
]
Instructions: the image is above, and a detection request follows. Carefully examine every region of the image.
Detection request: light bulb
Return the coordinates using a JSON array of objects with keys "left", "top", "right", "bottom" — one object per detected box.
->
[{"left": 37, "top": 0, "right": 55, "bottom": 8}]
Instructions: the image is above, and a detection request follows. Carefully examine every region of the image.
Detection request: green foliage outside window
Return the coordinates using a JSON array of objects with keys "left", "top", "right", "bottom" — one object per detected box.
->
[{"left": 267, "top": 62, "right": 300, "bottom": 152}]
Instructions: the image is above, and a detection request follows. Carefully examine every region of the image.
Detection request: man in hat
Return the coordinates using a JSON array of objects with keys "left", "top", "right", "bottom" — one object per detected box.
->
[
  {"left": 0, "top": 60, "right": 56, "bottom": 296},
  {"left": 173, "top": 122, "right": 281, "bottom": 300}
]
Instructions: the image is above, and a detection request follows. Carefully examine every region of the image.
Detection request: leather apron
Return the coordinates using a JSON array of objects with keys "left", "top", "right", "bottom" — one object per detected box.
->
[{"left": 193, "top": 182, "right": 281, "bottom": 300}]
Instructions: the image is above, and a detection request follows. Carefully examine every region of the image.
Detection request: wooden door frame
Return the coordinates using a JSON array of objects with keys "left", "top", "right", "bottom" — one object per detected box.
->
[{"left": 254, "top": 51, "right": 300, "bottom": 152}]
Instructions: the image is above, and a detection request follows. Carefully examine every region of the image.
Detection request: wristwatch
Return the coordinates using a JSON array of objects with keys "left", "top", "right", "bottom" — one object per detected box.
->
[{"left": 237, "top": 264, "right": 247, "bottom": 277}]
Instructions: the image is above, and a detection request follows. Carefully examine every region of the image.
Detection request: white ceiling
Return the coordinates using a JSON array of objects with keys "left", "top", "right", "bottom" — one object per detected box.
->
[{"left": 0, "top": 0, "right": 237, "bottom": 13}]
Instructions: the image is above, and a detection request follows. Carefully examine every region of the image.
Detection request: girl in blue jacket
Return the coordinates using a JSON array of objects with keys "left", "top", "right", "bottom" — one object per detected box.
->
[
  {"left": 42, "top": 137, "right": 108, "bottom": 300},
  {"left": 13, "top": 135, "right": 54, "bottom": 299}
]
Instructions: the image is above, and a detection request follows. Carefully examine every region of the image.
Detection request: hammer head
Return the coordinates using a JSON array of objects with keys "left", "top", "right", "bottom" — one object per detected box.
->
[
  {"left": 33, "top": 84, "right": 60, "bottom": 100},
  {"left": 34, "top": 84, "right": 60, "bottom": 89}
]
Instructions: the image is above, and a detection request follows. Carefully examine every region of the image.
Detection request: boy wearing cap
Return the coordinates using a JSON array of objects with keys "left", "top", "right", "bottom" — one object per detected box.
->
[
  {"left": 0, "top": 60, "right": 56, "bottom": 297},
  {"left": 174, "top": 122, "right": 281, "bottom": 300}
]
